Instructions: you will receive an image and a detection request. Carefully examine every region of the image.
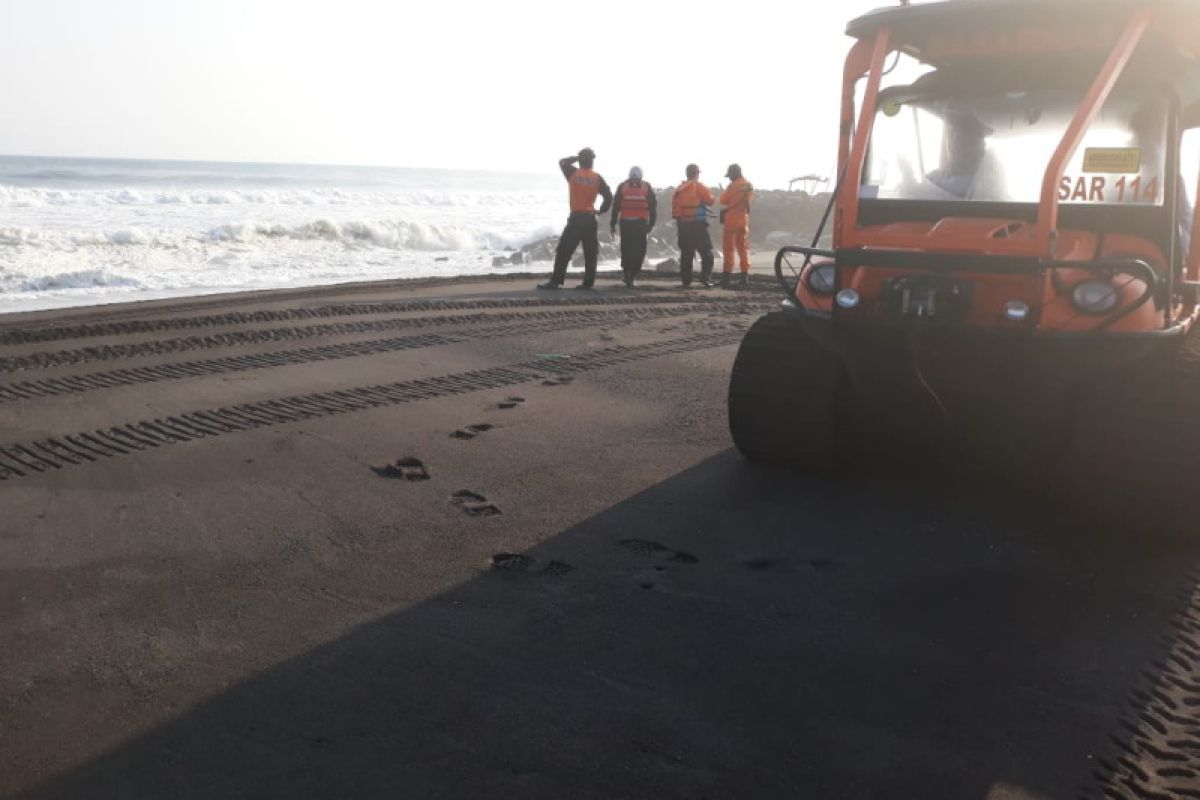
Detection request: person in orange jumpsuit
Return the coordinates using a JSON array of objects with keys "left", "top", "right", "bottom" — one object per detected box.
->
[
  {"left": 671, "top": 164, "right": 716, "bottom": 288},
  {"left": 538, "top": 147, "right": 613, "bottom": 291},
  {"left": 718, "top": 163, "right": 754, "bottom": 288}
]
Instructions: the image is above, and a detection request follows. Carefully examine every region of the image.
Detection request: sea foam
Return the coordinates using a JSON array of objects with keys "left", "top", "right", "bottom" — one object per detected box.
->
[{"left": 0, "top": 156, "right": 569, "bottom": 313}]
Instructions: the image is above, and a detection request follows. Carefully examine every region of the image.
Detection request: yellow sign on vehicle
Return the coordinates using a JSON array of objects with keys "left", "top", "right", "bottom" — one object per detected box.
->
[{"left": 1082, "top": 147, "right": 1141, "bottom": 174}]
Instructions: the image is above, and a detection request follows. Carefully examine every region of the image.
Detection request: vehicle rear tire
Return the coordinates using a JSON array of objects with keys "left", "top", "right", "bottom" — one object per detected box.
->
[
  {"left": 1068, "top": 330, "right": 1200, "bottom": 532},
  {"left": 727, "top": 310, "right": 856, "bottom": 472}
]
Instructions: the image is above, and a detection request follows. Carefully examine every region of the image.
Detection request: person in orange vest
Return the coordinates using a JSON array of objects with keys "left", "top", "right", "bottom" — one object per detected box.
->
[
  {"left": 671, "top": 164, "right": 716, "bottom": 288},
  {"left": 718, "top": 163, "right": 754, "bottom": 288},
  {"left": 538, "top": 147, "right": 613, "bottom": 291},
  {"left": 609, "top": 166, "right": 658, "bottom": 288}
]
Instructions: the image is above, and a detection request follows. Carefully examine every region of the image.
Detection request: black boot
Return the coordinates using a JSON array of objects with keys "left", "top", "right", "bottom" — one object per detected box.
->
[
  {"left": 719, "top": 273, "right": 730, "bottom": 289},
  {"left": 537, "top": 281, "right": 561, "bottom": 290},
  {"left": 740, "top": 273, "right": 751, "bottom": 288}
]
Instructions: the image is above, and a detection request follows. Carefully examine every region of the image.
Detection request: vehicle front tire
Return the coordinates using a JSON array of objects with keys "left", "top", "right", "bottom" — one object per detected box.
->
[{"left": 727, "top": 311, "right": 856, "bottom": 472}]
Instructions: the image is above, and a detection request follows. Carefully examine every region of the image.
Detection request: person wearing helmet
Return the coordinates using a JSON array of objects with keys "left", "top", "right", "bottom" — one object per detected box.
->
[
  {"left": 718, "top": 163, "right": 754, "bottom": 288},
  {"left": 671, "top": 164, "right": 716, "bottom": 288},
  {"left": 609, "top": 166, "right": 658, "bottom": 288},
  {"left": 538, "top": 148, "right": 613, "bottom": 291}
]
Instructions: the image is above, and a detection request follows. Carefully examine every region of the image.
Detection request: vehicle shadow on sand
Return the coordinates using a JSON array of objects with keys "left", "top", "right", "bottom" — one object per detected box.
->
[{"left": 14, "top": 450, "right": 1197, "bottom": 799}]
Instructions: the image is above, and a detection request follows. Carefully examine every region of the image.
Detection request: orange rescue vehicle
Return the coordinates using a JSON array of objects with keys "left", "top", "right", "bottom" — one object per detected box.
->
[{"left": 728, "top": 0, "right": 1200, "bottom": 500}]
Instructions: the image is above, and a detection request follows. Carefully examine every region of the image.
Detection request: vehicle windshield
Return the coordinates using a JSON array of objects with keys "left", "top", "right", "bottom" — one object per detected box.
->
[{"left": 863, "top": 85, "right": 1169, "bottom": 206}]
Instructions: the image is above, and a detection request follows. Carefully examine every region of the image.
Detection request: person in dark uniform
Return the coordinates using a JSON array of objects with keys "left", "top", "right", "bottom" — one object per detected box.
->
[
  {"left": 671, "top": 163, "right": 716, "bottom": 288},
  {"left": 538, "top": 147, "right": 613, "bottom": 290},
  {"left": 609, "top": 166, "right": 657, "bottom": 287}
]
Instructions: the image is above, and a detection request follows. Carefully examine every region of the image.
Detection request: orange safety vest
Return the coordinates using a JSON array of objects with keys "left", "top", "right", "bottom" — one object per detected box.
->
[
  {"left": 569, "top": 168, "right": 604, "bottom": 213},
  {"left": 618, "top": 180, "right": 652, "bottom": 221},
  {"left": 719, "top": 177, "right": 754, "bottom": 227},
  {"left": 672, "top": 180, "right": 715, "bottom": 223}
]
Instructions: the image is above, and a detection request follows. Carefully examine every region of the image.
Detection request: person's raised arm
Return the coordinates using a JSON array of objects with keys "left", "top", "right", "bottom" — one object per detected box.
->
[{"left": 559, "top": 156, "right": 578, "bottom": 180}]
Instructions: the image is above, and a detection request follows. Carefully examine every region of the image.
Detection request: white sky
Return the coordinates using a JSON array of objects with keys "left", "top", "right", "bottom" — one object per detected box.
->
[{"left": 0, "top": 0, "right": 899, "bottom": 188}]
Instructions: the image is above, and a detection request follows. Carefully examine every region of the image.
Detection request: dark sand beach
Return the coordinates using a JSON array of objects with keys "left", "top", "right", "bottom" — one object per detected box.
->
[{"left": 1, "top": 270, "right": 1198, "bottom": 799}]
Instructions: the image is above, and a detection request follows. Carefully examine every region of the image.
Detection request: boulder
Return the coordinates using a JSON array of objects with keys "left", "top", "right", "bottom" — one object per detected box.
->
[
  {"left": 492, "top": 256, "right": 509, "bottom": 267},
  {"left": 521, "top": 236, "right": 559, "bottom": 263},
  {"left": 655, "top": 258, "right": 679, "bottom": 274}
]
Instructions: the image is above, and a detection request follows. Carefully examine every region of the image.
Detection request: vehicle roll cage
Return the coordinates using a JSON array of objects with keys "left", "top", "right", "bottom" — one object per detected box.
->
[{"left": 802, "top": 4, "right": 1200, "bottom": 334}]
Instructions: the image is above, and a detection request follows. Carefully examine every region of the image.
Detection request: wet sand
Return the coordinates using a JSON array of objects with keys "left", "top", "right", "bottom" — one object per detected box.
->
[{"left": 1, "top": 271, "right": 1198, "bottom": 799}]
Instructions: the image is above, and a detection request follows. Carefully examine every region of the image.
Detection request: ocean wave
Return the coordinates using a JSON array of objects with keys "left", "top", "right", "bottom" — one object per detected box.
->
[
  {"left": 0, "top": 218, "right": 556, "bottom": 253},
  {"left": 0, "top": 184, "right": 556, "bottom": 209},
  {"left": 206, "top": 218, "right": 549, "bottom": 251},
  {"left": 0, "top": 268, "right": 143, "bottom": 293}
]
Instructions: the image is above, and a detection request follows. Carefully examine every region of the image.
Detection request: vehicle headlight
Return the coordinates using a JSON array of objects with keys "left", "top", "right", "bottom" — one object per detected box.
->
[
  {"left": 806, "top": 262, "right": 836, "bottom": 295},
  {"left": 835, "top": 288, "right": 860, "bottom": 309},
  {"left": 1003, "top": 300, "right": 1030, "bottom": 322},
  {"left": 1072, "top": 280, "right": 1118, "bottom": 314}
]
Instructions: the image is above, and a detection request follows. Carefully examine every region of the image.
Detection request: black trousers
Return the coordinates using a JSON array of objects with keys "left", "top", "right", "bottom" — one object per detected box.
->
[
  {"left": 551, "top": 212, "right": 599, "bottom": 286},
  {"left": 677, "top": 222, "right": 714, "bottom": 285},
  {"left": 618, "top": 218, "right": 649, "bottom": 281}
]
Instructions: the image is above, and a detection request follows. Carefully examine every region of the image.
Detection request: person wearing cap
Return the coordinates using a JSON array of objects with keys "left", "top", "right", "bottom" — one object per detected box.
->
[
  {"left": 538, "top": 148, "right": 613, "bottom": 291},
  {"left": 718, "top": 163, "right": 754, "bottom": 288},
  {"left": 670, "top": 164, "right": 716, "bottom": 288},
  {"left": 609, "top": 166, "right": 658, "bottom": 288},
  {"left": 925, "top": 112, "right": 990, "bottom": 199}
]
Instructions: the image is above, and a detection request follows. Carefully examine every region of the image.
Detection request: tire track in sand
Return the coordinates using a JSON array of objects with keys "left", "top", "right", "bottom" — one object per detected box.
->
[
  {"left": 0, "top": 308, "right": 757, "bottom": 403},
  {"left": 0, "top": 293, "right": 775, "bottom": 347},
  {"left": 0, "top": 303, "right": 768, "bottom": 372},
  {"left": 0, "top": 332, "right": 745, "bottom": 481}
]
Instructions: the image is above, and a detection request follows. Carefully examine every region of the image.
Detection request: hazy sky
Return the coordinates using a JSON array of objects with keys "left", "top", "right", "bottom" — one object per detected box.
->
[{"left": 0, "top": 0, "right": 898, "bottom": 188}]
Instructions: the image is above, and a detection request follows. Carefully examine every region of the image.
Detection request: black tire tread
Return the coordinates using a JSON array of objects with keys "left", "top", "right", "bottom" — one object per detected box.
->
[
  {"left": 727, "top": 311, "right": 847, "bottom": 470},
  {"left": 1070, "top": 330, "right": 1200, "bottom": 530}
]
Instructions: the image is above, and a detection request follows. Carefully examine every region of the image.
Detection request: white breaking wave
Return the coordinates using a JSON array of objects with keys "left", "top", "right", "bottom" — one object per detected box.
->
[
  {"left": 0, "top": 217, "right": 556, "bottom": 253},
  {"left": 0, "top": 157, "right": 573, "bottom": 313},
  {"left": 0, "top": 184, "right": 557, "bottom": 209},
  {"left": 206, "top": 218, "right": 555, "bottom": 251},
  {"left": 0, "top": 268, "right": 143, "bottom": 294}
]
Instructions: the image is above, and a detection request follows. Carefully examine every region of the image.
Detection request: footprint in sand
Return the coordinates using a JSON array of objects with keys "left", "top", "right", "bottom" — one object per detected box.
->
[
  {"left": 452, "top": 423, "right": 494, "bottom": 440},
  {"left": 490, "top": 552, "right": 533, "bottom": 571},
  {"left": 618, "top": 538, "right": 699, "bottom": 564},
  {"left": 619, "top": 538, "right": 670, "bottom": 556},
  {"left": 452, "top": 489, "right": 502, "bottom": 517},
  {"left": 497, "top": 396, "right": 525, "bottom": 410},
  {"left": 489, "top": 552, "right": 574, "bottom": 576},
  {"left": 740, "top": 557, "right": 844, "bottom": 573},
  {"left": 371, "top": 457, "right": 430, "bottom": 482}
]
